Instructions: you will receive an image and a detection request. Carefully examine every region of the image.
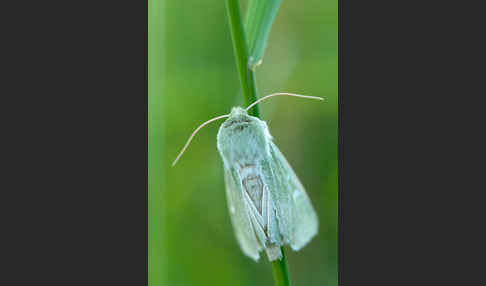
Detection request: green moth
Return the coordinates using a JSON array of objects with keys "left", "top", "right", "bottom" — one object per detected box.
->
[{"left": 173, "top": 93, "right": 322, "bottom": 261}]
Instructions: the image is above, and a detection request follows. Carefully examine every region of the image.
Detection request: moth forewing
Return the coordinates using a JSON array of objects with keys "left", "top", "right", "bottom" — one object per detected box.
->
[
  {"left": 268, "top": 141, "right": 318, "bottom": 250},
  {"left": 224, "top": 167, "right": 261, "bottom": 260}
]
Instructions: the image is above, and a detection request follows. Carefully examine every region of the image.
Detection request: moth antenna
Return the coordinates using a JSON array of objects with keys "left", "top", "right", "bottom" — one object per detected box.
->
[
  {"left": 246, "top": 93, "right": 325, "bottom": 112},
  {"left": 172, "top": 114, "right": 230, "bottom": 167}
]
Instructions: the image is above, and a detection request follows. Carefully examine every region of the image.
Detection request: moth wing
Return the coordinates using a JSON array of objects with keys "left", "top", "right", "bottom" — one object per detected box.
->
[
  {"left": 262, "top": 141, "right": 318, "bottom": 251},
  {"left": 224, "top": 167, "right": 262, "bottom": 260}
]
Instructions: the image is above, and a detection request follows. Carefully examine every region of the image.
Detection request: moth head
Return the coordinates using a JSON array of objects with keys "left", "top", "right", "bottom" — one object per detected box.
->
[
  {"left": 223, "top": 105, "right": 266, "bottom": 128},
  {"left": 230, "top": 106, "right": 247, "bottom": 116},
  {"left": 221, "top": 107, "right": 253, "bottom": 130}
]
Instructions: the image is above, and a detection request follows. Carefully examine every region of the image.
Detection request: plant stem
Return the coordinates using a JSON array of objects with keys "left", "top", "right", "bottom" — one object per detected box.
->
[
  {"left": 247, "top": 69, "right": 260, "bottom": 117},
  {"left": 225, "top": 1, "right": 290, "bottom": 285},
  {"left": 272, "top": 247, "right": 291, "bottom": 286},
  {"left": 224, "top": 0, "right": 260, "bottom": 117}
]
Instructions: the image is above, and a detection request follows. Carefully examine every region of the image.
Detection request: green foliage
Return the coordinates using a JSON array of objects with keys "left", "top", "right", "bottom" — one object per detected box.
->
[
  {"left": 148, "top": 0, "right": 166, "bottom": 285},
  {"left": 244, "top": 0, "right": 283, "bottom": 69}
]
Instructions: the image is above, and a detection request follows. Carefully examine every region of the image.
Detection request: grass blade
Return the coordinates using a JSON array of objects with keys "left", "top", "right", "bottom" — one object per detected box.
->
[{"left": 244, "top": 0, "right": 282, "bottom": 69}]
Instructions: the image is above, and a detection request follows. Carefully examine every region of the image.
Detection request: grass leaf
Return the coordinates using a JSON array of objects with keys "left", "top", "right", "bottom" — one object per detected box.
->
[{"left": 244, "top": 0, "right": 283, "bottom": 69}]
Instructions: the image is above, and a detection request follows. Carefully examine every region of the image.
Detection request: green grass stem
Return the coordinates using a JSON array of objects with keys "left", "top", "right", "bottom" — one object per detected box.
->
[
  {"left": 272, "top": 247, "right": 291, "bottom": 286},
  {"left": 225, "top": 1, "right": 290, "bottom": 286},
  {"left": 224, "top": 0, "right": 260, "bottom": 117}
]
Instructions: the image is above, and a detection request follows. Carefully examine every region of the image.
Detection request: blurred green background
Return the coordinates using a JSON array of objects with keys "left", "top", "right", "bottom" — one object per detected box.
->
[{"left": 149, "top": 0, "right": 337, "bottom": 285}]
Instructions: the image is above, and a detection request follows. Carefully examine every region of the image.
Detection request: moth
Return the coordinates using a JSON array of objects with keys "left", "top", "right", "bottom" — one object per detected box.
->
[{"left": 172, "top": 93, "right": 322, "bottom": 261}]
